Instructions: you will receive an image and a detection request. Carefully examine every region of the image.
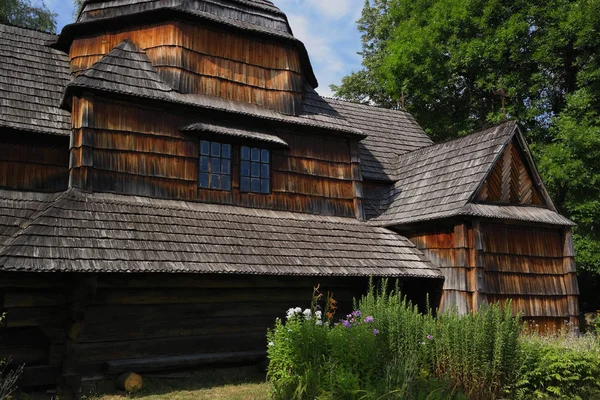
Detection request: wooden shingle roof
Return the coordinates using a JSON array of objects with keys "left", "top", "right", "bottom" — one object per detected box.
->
[
  {"left": 326, "top": 99, "right": 434, "bottom": 181},
  {"left": 64, "top": 40, "right": 365, "bottom": 137},
  {"left": 0, "top": 24, "right": 71, "bottom": 136},
  {"left": 0, "top": 188, "right": 442, "bottom": 279},
  {"left": 367, "top": 121, "right": 573, "bottom": 227}
]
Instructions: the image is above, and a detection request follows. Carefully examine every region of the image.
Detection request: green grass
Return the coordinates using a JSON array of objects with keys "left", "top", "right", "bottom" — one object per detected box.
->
[{"left": 86, "top": 371, "right": 269, "bottom": 400}]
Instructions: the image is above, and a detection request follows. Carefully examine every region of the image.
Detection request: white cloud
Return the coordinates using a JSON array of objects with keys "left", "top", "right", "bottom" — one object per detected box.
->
[{"left": 306, "top": 0, "right": 352, "bottom": 18}]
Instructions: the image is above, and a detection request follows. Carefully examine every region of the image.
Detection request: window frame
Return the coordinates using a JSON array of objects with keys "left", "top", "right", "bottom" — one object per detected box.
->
[
  {"left": 240, "top": 145, "right": 271, "bottom": 194},
  {"left": 198, "top": 140, "right": 232, "bottom": 191}
]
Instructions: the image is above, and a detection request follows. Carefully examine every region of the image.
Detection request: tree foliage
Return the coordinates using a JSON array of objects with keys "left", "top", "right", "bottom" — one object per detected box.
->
[
  {"left": 333, "top": 0, "right": 600, "bottom": 278},
  {"left": 73, "top": 0, "right": 85, "bottom": 19},
  {"left": 0, "top": 0, "right": 56, "bottom": 32}
]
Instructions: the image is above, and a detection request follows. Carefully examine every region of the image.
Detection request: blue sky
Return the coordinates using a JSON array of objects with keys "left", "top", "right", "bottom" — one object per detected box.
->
[{"left": 44, "top": 0, "right": 365, "bottom": 97}]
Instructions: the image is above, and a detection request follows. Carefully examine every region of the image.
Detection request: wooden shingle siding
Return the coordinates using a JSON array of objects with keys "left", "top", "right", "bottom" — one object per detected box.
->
[
  {"left": 476, "top": 138, "right": 545, "bottom": 206},
  {"left": 69, "top": 22, "right": 303, "bottom": 115},
  {"left": 68, "top": 95, "right": 360, "bottom": 216},
  {"left": 0, "top": 132, "right": 69, "bottom": 192},
  {"left": 480, "top": 223, "right": 579, "bottom": 329}
]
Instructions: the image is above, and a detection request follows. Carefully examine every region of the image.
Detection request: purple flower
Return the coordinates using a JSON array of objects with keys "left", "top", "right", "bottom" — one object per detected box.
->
[
  {"left": 373, "top": 329, "right": 380, "bottom": 336},
  {"left": 352, "top": 310, "right": 362, "bottom": 318},
  {"left": 364, "top": 316, "right": 374, "bottom": 323},
  {"left": 341, "top": 319, "right": 352, "bottom": 329},
  {"left": 427, "top": 334, "right": 434, "bottom": 341}
]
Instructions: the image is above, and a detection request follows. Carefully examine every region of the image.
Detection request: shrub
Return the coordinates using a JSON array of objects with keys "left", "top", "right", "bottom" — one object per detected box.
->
[
  {"left": 510, "top": 333, "right": 600, "bottom": 400},
  {"left": 430, "top": 303, "right": 523, "bottom": 399},
  {"left": 595, "top": 312, "right": 600, "bottom": 336}
]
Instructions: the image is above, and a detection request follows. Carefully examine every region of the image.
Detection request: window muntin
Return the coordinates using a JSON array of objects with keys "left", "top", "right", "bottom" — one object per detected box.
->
[
  {"left": 240, "top": 146, "right": 270, "bottom": 194},
  {"left": 199, "top": 140, "right": 232, "bottom": 191}
]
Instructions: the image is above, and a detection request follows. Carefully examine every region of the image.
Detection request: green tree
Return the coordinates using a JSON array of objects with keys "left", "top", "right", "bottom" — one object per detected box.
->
[
  {"left": 333, "top": 0, "right": 600, "bottom": 287},
  {"left": 0, "top": 0, "right": 56, "bottom": 32},
  {"left": 73, "top": 0, "right": 85, "bottom": 19}
]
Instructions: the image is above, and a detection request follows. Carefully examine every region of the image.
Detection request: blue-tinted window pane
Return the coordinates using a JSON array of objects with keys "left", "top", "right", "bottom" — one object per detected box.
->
[
  {"left": 241, "top": 177, "right": 250, "bottom": 192},
  {"left": 261, "top": 179, "right": 270, "bottom": 194},
  {"left": 211, "top": 158, "right": 220, "bottom": 174},
  {"left": 251, "top": 178, "right": 260, "bottom": 192},
  {"left": 200, "top": 141, "right": 211, "bottom": 156},
  {"left": 222, "top": 144, "right": 231, "bottom": 159},
  {"left": 261, "top": 164, "right": 270, "bottom": 179},
  {"left": 241, "top": 146, "right": 251, "bottom": 161},
  {"left": 199, "top": 173, "right": 209, "bottom": 188},
  {"left": 200, "top": 156, "right": 210, "bottom": 172},
  {"left": 211, "top": 142, "right": 221, "bottom": 157},
  {"left": 222, "top": 175, "right": 231, "bottom": 191},
  {"left": 210, "top": 174, "right": 221, "bottom": 189},
  {"left": 241, "top": 161, "right": 250, "bottom": 177},
  {"left": 251, "top": 148, "right": 260, "bottom": 162},
  {"left": 222, "top": 159, "right": 231, "bottom": 175},
  {"left": 251, "top": 162, "right": 260, "bottom": 177},
  {"left": 261, "top": 149, "right": 270, "bottom": 163}
]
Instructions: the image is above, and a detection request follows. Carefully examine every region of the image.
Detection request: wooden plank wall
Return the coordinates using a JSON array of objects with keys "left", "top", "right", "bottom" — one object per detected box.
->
[
  {"left": 407, "top": 225, "right": 473, "bottom": 314},
  {"left": 0, "top": 272, "right": 375, "bottom": 385},
  {"left": 476, "top": 138, "right": 545, "bottom": 206},
  {"left": 69, "top": 21, "right": 304, "bottom": 115},
  {"left": 0, "top": 130, "right": 69, "bottom": 192},
  {"left": 70, "top": 95, "right": 359, "bottom": 217},
  {"left": 480, "top": 222, "right": 579, "bottom": 331}
]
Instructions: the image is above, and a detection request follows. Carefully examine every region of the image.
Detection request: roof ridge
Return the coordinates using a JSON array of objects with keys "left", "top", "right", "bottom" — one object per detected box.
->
[
  {"left": 397, "top": 121, "right": 517, "bottom": 160},
  {"left": 324, "top": 96, "right": 416, "bottom": 116},
  {"left": 0, "top": 21, "right": 57, "bottom": 36}
]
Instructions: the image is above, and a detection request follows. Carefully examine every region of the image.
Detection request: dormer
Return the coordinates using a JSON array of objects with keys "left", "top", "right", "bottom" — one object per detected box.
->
[{"left": 53, "top": 0, "right": 318, "bottom": 115}]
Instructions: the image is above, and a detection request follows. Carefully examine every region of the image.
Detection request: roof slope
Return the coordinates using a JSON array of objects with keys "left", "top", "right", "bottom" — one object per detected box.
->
[
  {"left": 0, "top": 24, "right": 71, "bottom": 136},
  {"left": 0, "top": 189, "right": 60, "bottom": 247},
  {"left": 0, "top": 189, "right": 442, "bottom": 279},
  {"left": 65, "top": 41, "right": 363, "bottom": 136},
  {"left": 326, "top": 99, "right": 434, "bottom": 181},
  {"left": 367, "top": 122, "right": 573, "bottom": 227}
]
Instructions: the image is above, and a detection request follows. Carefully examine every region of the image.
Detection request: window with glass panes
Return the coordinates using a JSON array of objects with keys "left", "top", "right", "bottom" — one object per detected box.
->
[
  {"left": 199, "top": 140, "right": 232, "bottom": 190},
  {"left": 240, "top": 146, "right": 270, "bottom": 194}
]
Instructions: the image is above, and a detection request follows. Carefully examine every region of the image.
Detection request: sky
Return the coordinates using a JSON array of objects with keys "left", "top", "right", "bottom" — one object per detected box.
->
[{"left": 44, "top": 0, "right": 366, "bottom": 97}]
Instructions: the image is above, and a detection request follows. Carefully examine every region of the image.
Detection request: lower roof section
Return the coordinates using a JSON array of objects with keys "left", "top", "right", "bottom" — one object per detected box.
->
[{"left": 0, "top": 189, "right": 442, "bottom": 279}]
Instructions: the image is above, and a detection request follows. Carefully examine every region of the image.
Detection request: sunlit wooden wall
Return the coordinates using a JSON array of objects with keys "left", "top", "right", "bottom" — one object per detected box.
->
[
  {"left": 69, "top": 21, "right": 304, "bottom": 115},
  {"left": 70, "top": 94, "right": 361, "bottom": 217},
  {"left": 407, "top": 220, "right": 579, "bottom": 331}
]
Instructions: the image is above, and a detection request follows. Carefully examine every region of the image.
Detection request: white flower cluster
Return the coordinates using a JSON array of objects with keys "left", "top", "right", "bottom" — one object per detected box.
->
[{"left": 286, "top": 307, "right": 325, "bottom": 325}]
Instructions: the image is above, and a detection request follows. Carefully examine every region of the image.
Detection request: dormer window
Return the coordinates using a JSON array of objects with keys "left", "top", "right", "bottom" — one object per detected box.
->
[
  {"left": 240, "top": 146, "right": 270, "bottom": 194},
  {"left": 199, "top": 140, "right": 232, "bottom": 191}
]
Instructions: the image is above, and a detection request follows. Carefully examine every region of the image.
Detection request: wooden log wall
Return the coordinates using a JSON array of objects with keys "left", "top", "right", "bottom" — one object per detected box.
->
[
  {"left": 480, "top": 222, "right": 579, "bottom": 331},
  {"left": 1, "top": 272, "right": 435, "bottom": 387},
  {"left": 70, "top": 95, "right": 359, "bottom": 217},
  {"left": 476, "top": 138, "right": 545, "bottom": 205},
  {"left": 69, "top": 21, "right": 304, "bottom": 115},
  {"left": 0, "top": 130, "right": 69, "bottom": 192}
]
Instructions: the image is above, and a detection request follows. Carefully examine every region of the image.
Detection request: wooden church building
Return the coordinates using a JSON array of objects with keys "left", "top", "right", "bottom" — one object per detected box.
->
[{"left": 0, "top": 0, "right": 577, "bottom": 394}]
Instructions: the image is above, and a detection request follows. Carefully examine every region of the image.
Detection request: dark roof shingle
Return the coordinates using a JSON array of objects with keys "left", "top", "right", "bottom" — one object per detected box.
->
[
  {"left": 326, "top": 99, "right": 434, "bottom": 181},
  {"left": 0, "top": 189, "right": 442, "bottom": 279},
  {"left": 0, "top": 24, "right": 71, "bottom": 136}
]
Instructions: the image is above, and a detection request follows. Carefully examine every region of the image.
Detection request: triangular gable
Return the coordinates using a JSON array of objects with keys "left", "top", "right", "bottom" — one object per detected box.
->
[{"left": 473, "top": 128, "right": 555, "bottom": 210}]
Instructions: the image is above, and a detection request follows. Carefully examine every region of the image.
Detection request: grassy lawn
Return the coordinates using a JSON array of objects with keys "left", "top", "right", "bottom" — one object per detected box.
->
[{"left": 87, "top": 372, "right": 270, "bottom": 400}]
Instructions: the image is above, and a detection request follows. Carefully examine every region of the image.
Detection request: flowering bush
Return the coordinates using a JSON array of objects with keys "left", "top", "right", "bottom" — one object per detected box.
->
[{"left": 267, "top": 283, "right": 465, "bottom": 399}]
